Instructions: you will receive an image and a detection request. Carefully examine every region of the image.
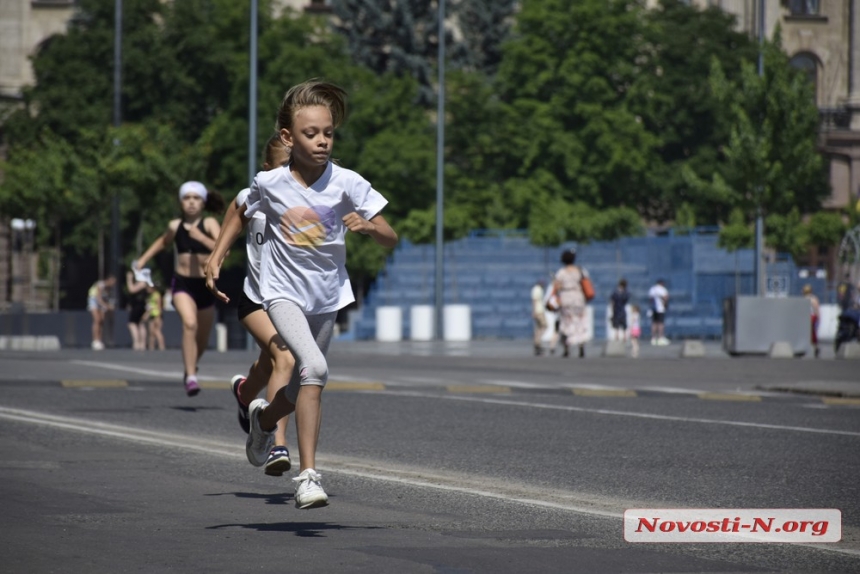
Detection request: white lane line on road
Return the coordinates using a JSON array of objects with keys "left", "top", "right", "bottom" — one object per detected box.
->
[
  {"left": 0, "top": 405, "right": 619, "bottom": 519},
  {"left": 2, "top": 405, "right": 859, "bottom": 557},
  {"left": 72, "top": 360, "right": 223, "bottom": 381},
  {"left": 376, "top": 391, "right": 860, "bottom": 438}
]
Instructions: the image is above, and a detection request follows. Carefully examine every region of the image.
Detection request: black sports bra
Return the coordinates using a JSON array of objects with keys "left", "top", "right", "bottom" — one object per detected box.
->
[{"left": 174, "top": 220, "right": 212, "bottom": 254}]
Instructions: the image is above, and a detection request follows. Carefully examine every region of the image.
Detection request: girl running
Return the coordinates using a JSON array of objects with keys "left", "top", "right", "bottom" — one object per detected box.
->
[
  {"left": 222, "top": 134, "right": 296, "bottom": 477},
  {"left": 205, "top": 80, "right": 397, "bottom": 508},
  {"left": 136, "top": 181, "right": 225, "bottom": 396}
]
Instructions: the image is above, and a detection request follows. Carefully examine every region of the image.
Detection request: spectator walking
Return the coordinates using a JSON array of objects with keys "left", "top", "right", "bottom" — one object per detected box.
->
[
  {"left": 628, "top": 304, "right": 642, "bottom": 358},
  {"left": 125, "top": 269, "right": 149, "bottom": 351},
  {"left": 610, "top": 279, "right": 629, "bottom": 341},
  {"left": 553, "top": 249, "right": 591, "bottom": 358},
  {"left": 531, "top": 279, "right": 547, "bottom": 355},
  {"left": 648, "top": 279, "right": 669, "bottom": 346},
  {"left": 803, "top": 284, "right": 821, "bottom": 358},
  {"left": 87, "top": 275, "right": 116, "bottom": 350}
]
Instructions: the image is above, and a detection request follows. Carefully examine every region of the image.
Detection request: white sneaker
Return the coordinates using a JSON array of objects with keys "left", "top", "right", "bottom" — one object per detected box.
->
[
  {"left": 293, "top": 469, "right": 329, "bottom": 509},
  {"left": 658, "top": 337, "right": 670, "bottom": 346},
  {"left": 91, "top": 340, "right": 104, "bottom": 351},
  {"left": 246, "top": 399, "right": 274, "bottom": 467}
]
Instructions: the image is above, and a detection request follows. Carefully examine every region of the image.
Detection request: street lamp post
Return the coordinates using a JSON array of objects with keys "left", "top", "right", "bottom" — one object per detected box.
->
[
  {"left": 434, "top": 0, "right": 446, "bottom": 339},
  {"left": 754, "top": 0, "right": 765, "bottom": 296},
  {"left": 106, "top": 0, "right": 123, "bottom": 348}
]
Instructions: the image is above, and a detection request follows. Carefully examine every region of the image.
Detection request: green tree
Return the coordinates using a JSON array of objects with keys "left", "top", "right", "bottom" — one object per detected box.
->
[
  {"left": 636, "top": 0, "right": 758, "bottom": 222},
  {"left": 718, "top": 208, "right": 753, "bottom": 252},
  {"left": 692, "top": 35, "right": 829, "bottom": 227},
  {"left": 488, "top": 0, "right": 658, "bottom": 243}
]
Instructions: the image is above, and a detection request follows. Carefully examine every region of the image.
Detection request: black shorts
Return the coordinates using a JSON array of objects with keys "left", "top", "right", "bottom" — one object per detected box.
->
[
  {"left": 652, "top": 312, "right": 665, "bottom": 324},
  {"left": 611, "top": 316, "right": 627, "bottom": 330},
  {"left": 237, "top": 290, "right": 264, "bottom": 321},
  {"left": 171, "top": 275, "right": 215, "bottom": 310},
  {"left": 128, "top": 301, "right": 147, "bottom": 324}
]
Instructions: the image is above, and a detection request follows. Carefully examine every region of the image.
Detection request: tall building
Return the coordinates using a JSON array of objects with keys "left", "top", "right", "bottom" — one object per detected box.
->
[{"left": 669, "top": 1, "right": 857, "bottom": 211}]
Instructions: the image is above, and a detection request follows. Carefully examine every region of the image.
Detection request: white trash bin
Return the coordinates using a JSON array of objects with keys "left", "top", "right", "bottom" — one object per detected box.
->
[
  {"left": 410, "top": 305, "right": 435, "bottom": 341},
  {"left": 444, "top": 304, "right": 471, "bottom": 341},
  {"left": 376, "top": 306, "right": 403, "bottom": 342}
]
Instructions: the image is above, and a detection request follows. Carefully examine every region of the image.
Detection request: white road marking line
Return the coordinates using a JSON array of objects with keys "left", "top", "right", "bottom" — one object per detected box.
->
[
  {"left": 1, "top": 405, "right": 858, "bottom": 557},
  {"left": 72, "top": 360, "right": 223, "bottom": 381},
  {"left": 372, "top": 391, "right": 860, "bottom": 438}
]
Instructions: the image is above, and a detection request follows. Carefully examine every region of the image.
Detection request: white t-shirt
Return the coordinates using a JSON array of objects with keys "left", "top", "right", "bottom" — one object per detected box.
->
[
  {"left": 235, "top": 188, "right": 266, "bottom": 304},
  {"left": 531, "top": 283, "right": 545, "bottom": 315},
  {"left": 245, "top": 162, "right": 388, "bottom": 314},
  {"left": 648, "top": 283, "right": 669, "bottom": 313}
]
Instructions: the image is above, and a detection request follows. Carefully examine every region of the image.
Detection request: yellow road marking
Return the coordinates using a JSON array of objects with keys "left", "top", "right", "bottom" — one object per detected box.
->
[
  {"left": 447, "top": 385, "right": 510, "bottom": 394},
  {"left": 326, "top": 381, "right": 386, "bottom": 391},
  {"left": 61, "top": 380, "right": 128, "bottom": 388},
  {"left": 199, "top": 381, "right": 230, "bottom": 390},
  {"left": 822, "top": 397, "right": 860, "bottom": 406},
  {"left": 698, "top": 393, "right": 761, "bottom": 402},
  {"left": 573, "top": 389, "right": 637, "bottom": 397}
]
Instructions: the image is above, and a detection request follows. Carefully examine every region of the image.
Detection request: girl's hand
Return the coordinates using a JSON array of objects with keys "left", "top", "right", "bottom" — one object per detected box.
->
[
  {"left": 204, "top": 260, "right": 230, "bottom": 304},
  {"left": 343, "top": 212, "right": 398, "bottom": 248},
  {"left": 342, "top": 212, "right": 374, "bottom": 234}
]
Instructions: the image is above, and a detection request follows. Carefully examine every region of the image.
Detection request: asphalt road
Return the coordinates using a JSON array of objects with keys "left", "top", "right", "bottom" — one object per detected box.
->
[{"left": 1, "top": 341, "right": 859, "bottom": 573}]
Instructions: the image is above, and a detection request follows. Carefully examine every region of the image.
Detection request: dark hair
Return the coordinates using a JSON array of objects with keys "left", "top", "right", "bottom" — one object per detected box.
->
[
  {"left": 276, "top": 79, "right": 347, "bottom": 133},
  {"left": 619, "top": 279, "right": 627, "bottom": 289},
  {"left": 204, "top": 190, "right": 226, "bottom": 215},
  {"left": 561, "top": 249, "right": 576, "bottom": 265}
]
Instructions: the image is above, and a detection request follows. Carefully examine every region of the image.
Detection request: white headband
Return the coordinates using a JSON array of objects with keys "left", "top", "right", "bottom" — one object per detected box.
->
[{"left": 179, "top": 181, "right": 208, "bottom": 202}]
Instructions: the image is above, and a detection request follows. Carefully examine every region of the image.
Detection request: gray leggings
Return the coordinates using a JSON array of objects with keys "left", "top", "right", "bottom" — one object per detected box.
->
[{"left": 266, "top": 300, "right": 337, "bottom": 404}]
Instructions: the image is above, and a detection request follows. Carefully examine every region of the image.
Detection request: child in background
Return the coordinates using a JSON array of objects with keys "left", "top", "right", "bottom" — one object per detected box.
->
[
  {"left": 144, "top": 285, "right": 165, "bottom": 351},
  {"left": 628, "top": 304, "right": 641, "bottom": 358}
]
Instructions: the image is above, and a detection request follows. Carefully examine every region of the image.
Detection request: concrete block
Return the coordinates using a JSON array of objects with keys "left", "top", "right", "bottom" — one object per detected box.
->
[
  {"left": 216, "top": 323, "right": 228, "bottom": 352},
  {"left": 768, "top": 341, "right": 794, "bottom": 359},
  {"left": 680, "top": 340, "right": 706, "bottom": 358},
  {"left": 12, "top": 336, "right": 37, "bottom": 351},
  {"left": 35, "top": 336, "right": 61, "bottom": 351},
  {"left": 603, "top": 340, "right": 627, "bottom": 357},
  {"left": 0, "top": 336, "right": 7, "bottom": 351},
  {"left": 836, "top": 342, "right": 860, "bottom": 360}
]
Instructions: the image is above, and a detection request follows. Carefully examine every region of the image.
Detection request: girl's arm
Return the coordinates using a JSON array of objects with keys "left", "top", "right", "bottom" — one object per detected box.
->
[
  {"left": 136, "top": 221, "right": 177, "bottom": 269},
  {"left": 126, "top": 272, "right": 147, "bottom": 294},
  {"left": 342, "top": 212, "right": 398, "bottom": 249},
  {"left": 188, "top": 216, "right": 221, "bottom": 252},
  {"left": 204, "top": 205, "right": 249, "bottom": 303}
]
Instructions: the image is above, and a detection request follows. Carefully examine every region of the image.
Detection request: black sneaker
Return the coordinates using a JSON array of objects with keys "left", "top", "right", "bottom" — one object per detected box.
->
[
  {"left": 231, "top": 374, "right": 250, "bottom": 434},
  {"left": 264, "top": 446, "right": 292, "bottom": 477}
]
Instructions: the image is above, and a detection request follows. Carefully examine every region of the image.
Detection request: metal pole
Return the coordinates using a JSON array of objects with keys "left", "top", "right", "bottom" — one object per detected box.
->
[
  {"left": 246, "top": 0, "right": 259, "bottom": 351},
  {"left": 434, "top": 0, "right": 446, "bottom": 339},
  {"left": 110, "top": 0, "right": 122, "bottom": 345},
  {"left": 248, "top": 0, "right": 258, "bottom": 187},
  {"left": 754, "top": 0, "right": 765, "bottom": 296}
]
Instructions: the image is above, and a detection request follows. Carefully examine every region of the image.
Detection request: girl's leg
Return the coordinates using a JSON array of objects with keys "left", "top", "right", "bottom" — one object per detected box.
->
[
  {"left": 171, "top": 293, "right": 199, "bottom": 378},
  {"left": 263, "top": 301, "right": 335, "bottom": 472},
  {"left": 195, "top": 305, "right": 216, "bottom": 364},
  {"left": 154, "top": 318, "right": 165, "bottom": 350},
  {"left": 91, "top": 309, "right": 102, "bottom": 343},
  {"left": 241, "top": 309, "right": 294, "bottom": 447}
]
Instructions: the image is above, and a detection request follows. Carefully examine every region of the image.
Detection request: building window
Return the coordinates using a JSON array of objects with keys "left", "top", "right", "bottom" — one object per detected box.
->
[
  {"left": 789, "top": 52, "right": 818, "bottom": 100},
  {"left": 788, "top": 0, "right": 819, "bottom": 15}
]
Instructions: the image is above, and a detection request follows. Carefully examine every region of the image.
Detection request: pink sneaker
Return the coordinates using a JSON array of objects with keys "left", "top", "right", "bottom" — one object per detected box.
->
[{"left": 184, "top": 375, "right": 201, "bottom": 397}]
